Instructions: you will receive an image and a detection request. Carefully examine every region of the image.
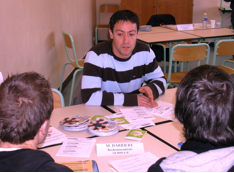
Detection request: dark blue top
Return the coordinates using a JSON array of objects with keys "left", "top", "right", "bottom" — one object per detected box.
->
[{"left": 224, "top": 0, "right": 234, "bottom": 10}]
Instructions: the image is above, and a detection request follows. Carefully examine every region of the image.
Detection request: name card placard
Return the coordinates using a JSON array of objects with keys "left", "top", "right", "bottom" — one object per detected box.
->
[
  {"left": 177, "top": 24, "right": 194, "bottom": 31},
  {"left": 96, "top": 143, "right": 144, "bottom": 157}
]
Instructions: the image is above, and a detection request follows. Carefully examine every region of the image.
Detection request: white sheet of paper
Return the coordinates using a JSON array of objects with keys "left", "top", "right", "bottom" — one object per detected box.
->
[
  {"left": 108, "top": 152, "right": 159, "bottom": 172},
  {"left": 120, "top": 107, "right": 155, "bottom": 122},
  {"left": 105, "top": 112, "right": 125, "bottom": 119},
  {"left": 177, "top": 24, "right": 194, "bottom": 31},
  {"left": 145, "top": 101, "right": 178, "bottom": 121},
  {"left": 0, "top": 72, "right": 3, "bottom": 85},
  {"left": 120, "top": 119, "right": 155, "bottom": 129},
  {"left": 38, "top": 126, "right": 66, "bottom": 148},
  {"left": 148, "top": 101, "right": 174, "bottom": 116},
  {"left": 56, "top": 137, "right": 96, "bottom": 157},
  {"left": 96, "top": 142, "right": 144, "bottom": 157}
]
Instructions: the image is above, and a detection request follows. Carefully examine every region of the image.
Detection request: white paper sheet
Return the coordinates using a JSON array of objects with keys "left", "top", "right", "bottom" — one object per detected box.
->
[
  {"left": 108, "top": 152, "right": 159, "bottom": 172},
  {"left": 144, "top": 101, "right": 178, "bottom": 121},
  {"left": 120, "top": 107, "right": 155, "bottom": 122},
  {"left": 0, "top": 72, "right": 3, "bottom": 85},
  {"left": 38, "top": 126, "right": 66, "bottom": 148},
  {"left": 56, "top": 137, "right": 96, "bottom": 157},
  {"left": 120, "top": 119, "right": 155, "bottom": 129}
]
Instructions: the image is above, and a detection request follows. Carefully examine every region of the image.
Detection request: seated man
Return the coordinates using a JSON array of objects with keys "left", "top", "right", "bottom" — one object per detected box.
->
[
  {"left": 81, "top": 10, "right": 166, "bottom": 107},
  {"left": 148, "top": 65, "right": 234, "bottom": 172},
  {"left": 0, "top": 72, "right": 72, "bottom": 172}
]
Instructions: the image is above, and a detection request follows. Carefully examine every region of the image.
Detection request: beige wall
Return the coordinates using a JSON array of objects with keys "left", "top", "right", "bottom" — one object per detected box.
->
[
  {"left": 0, "top": 0, "right": 96, "bottom": 88},
  {"left": 193, "top": 0, "right": 231, "bottom": 27}
]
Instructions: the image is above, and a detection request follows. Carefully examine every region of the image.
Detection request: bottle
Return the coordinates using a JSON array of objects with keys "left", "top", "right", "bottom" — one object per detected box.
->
[{"left": 203, "top": 13, "right": 208, "bottom": 29}]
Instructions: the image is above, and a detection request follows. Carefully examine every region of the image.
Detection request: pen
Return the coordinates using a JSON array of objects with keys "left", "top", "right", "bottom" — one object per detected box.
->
[{"left": 178, "top": 140, "right": 186, "bottom": 147}]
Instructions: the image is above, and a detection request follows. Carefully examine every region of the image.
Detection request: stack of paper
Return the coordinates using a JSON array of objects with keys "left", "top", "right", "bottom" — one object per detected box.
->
[{"left": 56, "top": 137, "right": 96, "bottom": 157}]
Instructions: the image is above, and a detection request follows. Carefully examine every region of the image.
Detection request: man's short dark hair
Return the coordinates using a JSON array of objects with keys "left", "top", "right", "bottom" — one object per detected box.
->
[
  {"left": 0, "top": 72, "right": 53, "bottom": 144},
  {"left": 109, "top": 10, "right": 139, "bottom": 32},
  {"left": 175, "top": 65, "right": 234, "bottom": 145}
]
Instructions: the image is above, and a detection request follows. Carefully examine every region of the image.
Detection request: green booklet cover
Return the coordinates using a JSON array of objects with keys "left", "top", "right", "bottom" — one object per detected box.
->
[
  {"left": 91, "top": 115, "right": 107, "bottom": 121},
  {"left": 109, "top": 117, "right": 130, "bottom": 125},
  {"left": 124, "top": 129, "right": 147, "bottom": 141}
]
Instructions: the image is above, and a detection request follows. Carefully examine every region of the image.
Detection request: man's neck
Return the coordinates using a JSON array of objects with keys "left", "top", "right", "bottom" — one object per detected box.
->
[{"left": 0, "top": 139, "right": 38, "bottom": 150}]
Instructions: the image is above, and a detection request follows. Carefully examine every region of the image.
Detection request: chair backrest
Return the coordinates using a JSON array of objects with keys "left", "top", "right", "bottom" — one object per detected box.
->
[
  {"left": 212, "top": 39, "right": 234, "bottom": 65},
  {"left": 51, "top": 88, "right": 65, "bottom": 108},
  {"left": 62, "top": 31, "right": 82, "bottom": 69},
  {"left": 98, "top": 4, "right": 120, "bottom": 25},
  {"left": 167, "top": 43, "right": 210, "bottom": 81},
  {"left": 0, "top": 72, "right": 3, "bottom": 85},
  {"left": 147, "top": 14, "right": 176, "bottom": 26}
]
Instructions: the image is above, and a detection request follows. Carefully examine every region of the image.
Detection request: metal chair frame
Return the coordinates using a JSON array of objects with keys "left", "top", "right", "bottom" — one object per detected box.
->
[
  {"left": 95, "top": 3, "right": 120, "bottom": 44},
  {"left": 60, "top": 31, "right": 84, "bottom": 106},
  {"left": 166, "top": 43, "right": 210, "bottom": 88},
  {"left": 51, "top": 88, "right": 65, "bottom": 108}
]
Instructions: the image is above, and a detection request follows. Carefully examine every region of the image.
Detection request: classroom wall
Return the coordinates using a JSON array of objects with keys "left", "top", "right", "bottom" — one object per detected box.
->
[
  {"left": 193, "top": 0, "right": 231, "bottom": 28},
  {"left": 0, "top": 0, "right": 96, "bottom": 88}
]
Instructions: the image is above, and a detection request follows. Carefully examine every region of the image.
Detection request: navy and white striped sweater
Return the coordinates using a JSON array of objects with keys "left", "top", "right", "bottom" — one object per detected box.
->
[{"left": 81, "top": 40, "right": 166, "bottom": 106}]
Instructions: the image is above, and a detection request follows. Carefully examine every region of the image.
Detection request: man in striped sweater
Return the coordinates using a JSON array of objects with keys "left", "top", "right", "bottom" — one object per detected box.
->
[{"left": 81, "top": 10, "right": 166, "bottom": 107}]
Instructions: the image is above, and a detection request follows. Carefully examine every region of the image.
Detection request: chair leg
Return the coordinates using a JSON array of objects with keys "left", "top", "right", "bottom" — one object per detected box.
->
[
  {"left": 163, "top": 47, "right": 166, "bottom": 73},
  {"left": 68, "top": 69, "right": 82, "bottom": 106},
  {"left": 95, "top": 27, "right": 98, "bottom": 45},
  {"left": 60, "top": 62, "right": 71, "bottom": 92}
]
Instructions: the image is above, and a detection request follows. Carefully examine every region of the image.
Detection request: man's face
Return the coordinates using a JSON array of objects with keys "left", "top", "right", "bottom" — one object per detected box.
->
[{"left": 109, "top": 20, "right": 139, "bottom": 59}]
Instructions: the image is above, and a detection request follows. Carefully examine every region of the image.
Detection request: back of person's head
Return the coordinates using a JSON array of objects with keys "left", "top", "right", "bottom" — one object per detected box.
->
[
  {"left": 0, "top": 72, "right": 53, "bottom": 144},
  {"left": 109, "top": 10, "right": 139, "bottom": 32},
  {"left": 175, "top": 65, "right": 234, "bottom": 145}
]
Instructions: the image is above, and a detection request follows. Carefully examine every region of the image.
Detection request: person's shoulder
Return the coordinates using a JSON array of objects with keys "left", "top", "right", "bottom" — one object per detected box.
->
[
  {"left": 89, "top": 40, "right": 113, "bottom": 56},
  {"left": 148, "top": 157, "right": 165, "bottom": 172},
  {"left": 135, "top": 40, "right": 150, "bottom": 52}
]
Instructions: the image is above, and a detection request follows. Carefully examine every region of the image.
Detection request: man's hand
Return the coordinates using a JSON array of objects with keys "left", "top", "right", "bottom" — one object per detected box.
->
[{"left": 138, "top": 86, "right": 158, "bottom": 107}]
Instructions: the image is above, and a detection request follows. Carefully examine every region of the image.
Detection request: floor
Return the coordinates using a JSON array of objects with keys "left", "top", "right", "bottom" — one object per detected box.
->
[{"left": 61, "top": 44, "right": 234, "bottom": 107}]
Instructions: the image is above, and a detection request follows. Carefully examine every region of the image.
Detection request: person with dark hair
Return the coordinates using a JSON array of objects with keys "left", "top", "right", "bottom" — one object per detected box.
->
[
  {"left": 0, "top": 72, "right": 72, "bottom": 172},
  {"left": 148, "top": 65, "right": 234, "bottom": 172},
  {"left": 80, "top": 10, "right": 166, "bottom": 107}
]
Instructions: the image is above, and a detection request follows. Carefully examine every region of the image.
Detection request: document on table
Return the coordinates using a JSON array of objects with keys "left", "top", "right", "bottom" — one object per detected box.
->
[
  {"left": 105, "top": 112, "right": 155, "bottom": 129},
  {"left": 38, "top": 126, "right": 66, "bottom": 148},
  {"left": 144, "top": 101, "right": 178, "bottom": 121},
  {"left": 120, "top": 119, "right": 155, "bottom": 129},
  {"left": 120, "top": 107, "right": 155, "bottom": 122},
  {"left": 108, "top": 152, "right": 159, "bottom": 172},
  {"left": 56, "top": 137, "right": 96, "bottom": 157}
]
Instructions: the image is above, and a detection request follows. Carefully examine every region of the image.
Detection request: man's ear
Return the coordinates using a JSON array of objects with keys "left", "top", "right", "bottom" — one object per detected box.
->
[
  {"left": 109, "top": 29, "right": 114, "bottom": 39},
  {"left": 39, "top": 120, "right": 49, "bottom": 135}
]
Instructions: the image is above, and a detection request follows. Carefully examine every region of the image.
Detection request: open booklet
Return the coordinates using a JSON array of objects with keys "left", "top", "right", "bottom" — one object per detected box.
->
[{"left": 57, "top": 160, "right": 99, "bottom": 172}]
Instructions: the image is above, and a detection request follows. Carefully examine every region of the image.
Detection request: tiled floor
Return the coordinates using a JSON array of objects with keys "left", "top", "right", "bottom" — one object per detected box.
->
[{"left": 62, "top": 45, "right": 234, "bottom": 106}]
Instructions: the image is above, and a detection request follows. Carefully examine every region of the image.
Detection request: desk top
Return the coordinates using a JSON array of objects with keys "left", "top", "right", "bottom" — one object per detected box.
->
[
  {"left": 138, "top": 31, "right": 200, "bottom": 44},
  {"left": 183, "top": 28, "right": 234, "bottom": 39},
  {"left": 41, "top": 130, "right": 177, "bottom": 172},
  {"left": 145, "top": 121, "right": 185, "bottom": 150},
  {"left": 219, "top": 6, "right": 232, "bottom": 12}
]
